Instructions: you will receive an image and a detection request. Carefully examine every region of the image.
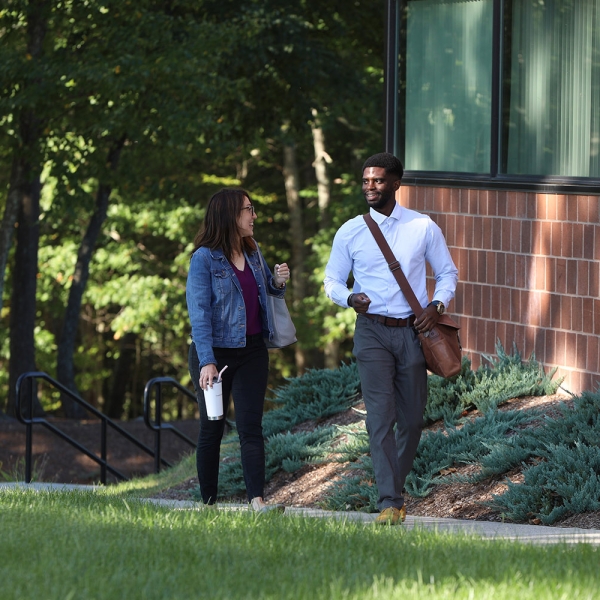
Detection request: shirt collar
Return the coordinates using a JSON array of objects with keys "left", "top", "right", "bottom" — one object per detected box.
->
[{"left": 369, "top": 202, "right": 402, "bottom": 225}]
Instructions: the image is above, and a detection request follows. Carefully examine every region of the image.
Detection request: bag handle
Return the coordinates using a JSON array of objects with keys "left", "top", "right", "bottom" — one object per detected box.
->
[{"left": 362, "top": 213, "right": 425, "bottom": 318}]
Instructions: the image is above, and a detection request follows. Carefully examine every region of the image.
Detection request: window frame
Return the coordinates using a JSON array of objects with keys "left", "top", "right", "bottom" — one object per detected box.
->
[{"left": 386, "top": 0, "right": 600, "bottom": 194}]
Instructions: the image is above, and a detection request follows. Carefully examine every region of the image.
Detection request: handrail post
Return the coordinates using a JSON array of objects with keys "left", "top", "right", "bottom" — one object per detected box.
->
[
  {"left": 101, "top": 419, "right": 107, "bottom": 485},
  {"left": 26, "top": 379, "right": 33, "bottom": 483},
  {"left": 154, "top": 385, "right": 162, "bottom": 473}
]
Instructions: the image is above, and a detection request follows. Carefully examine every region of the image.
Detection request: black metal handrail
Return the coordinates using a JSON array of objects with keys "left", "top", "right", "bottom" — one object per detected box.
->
[
  {"left": 143, "top": 377, "right": 197, "bottom": 473},
  {"left": 15, "top": 371, "right": 170, "bottom": 484}
]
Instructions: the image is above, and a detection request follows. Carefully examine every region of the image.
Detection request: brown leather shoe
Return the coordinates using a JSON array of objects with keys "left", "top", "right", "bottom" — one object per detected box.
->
[{"left": 375, "top": 506, "right": 406, "bottom": 525}]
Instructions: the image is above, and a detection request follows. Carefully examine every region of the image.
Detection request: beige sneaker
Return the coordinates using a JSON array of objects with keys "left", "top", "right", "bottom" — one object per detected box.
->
[
  {"left": 250, "top": 497, "right": 285, "bottom": 514},
  {"left": 375, "top": 506, "right": 406, "bottom": 525}
]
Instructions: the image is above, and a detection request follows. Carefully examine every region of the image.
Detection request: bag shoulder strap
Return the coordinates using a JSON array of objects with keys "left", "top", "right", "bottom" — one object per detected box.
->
[{"left": 363, "top": 213, "right": 425, "bottom": 318}]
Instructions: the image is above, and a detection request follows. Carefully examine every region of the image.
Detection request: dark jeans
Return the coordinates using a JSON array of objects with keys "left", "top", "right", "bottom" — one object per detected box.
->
[{"left": 188, "top": 334, "right": 269, "bottom": 504}]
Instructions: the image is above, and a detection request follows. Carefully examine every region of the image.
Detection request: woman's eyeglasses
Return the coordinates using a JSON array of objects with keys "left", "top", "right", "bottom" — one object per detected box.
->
[{"left": 241, "top": 205, "right": 256, "bottom": 215}]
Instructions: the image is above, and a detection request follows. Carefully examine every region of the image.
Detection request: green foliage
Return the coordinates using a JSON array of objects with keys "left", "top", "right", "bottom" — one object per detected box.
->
[
  {"left": 423, "top": 342, "right": 562, "bottom": 425},
  {"left": 215, "top": 363, "right": 360, "bottom": 499},
  {"left": 262, "top": 361, "right": 361, "bottom": 438}
]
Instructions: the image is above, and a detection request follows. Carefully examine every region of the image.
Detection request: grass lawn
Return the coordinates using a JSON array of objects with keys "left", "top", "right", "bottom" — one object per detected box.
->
[{"left": 0, "top": 489, "right": 598, "bottom": 600}]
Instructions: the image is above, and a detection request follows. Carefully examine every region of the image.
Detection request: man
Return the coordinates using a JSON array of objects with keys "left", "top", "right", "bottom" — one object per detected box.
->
[{"left": 324, "top": 152, "right": 458, "bottom": 524}]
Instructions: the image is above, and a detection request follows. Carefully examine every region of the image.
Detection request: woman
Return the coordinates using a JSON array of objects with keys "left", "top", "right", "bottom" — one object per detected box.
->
[{"left": 186, "top": 188, "right": 290, "bottom": 512}]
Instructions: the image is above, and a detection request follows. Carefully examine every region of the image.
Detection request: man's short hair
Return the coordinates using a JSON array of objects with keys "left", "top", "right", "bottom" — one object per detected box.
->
[{"left": 362, "top": 153, "right": 404, "bottom": 180}]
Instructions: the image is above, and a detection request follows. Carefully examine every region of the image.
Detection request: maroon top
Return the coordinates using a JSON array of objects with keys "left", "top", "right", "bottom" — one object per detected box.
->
[{"left": 230, "top": 259, "right": 263, "bottom": 335}]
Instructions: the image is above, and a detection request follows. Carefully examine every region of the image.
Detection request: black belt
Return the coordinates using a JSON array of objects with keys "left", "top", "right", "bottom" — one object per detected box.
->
[
  {"left": 246, "top": 333, "right": 263, "bottom": 342},
  {"left": 363, "top": 313, "right": 416, "bottom": 328}
]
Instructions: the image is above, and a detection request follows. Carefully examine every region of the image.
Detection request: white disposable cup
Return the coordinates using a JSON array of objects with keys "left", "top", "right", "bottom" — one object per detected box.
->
[{"left": 204, "top": 379, "right": 224, "bottom": 420}]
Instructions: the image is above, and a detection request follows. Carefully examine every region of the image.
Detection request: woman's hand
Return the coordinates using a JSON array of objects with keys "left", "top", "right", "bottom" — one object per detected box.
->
[
  {"left": 273, "top": 263, "right": 290, "bottom": 288},
  {"left": 199, "top": 364, "right": 219, "bottom": 391}
]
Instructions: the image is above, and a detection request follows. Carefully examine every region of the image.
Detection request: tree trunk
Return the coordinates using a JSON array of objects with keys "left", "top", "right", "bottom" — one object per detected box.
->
[
  {"left": 4, "top": 2, "right": 49, "bottom": 417},
  {"left": 103, "top": 332, "right": 138, "bottom": 420},
  {"left": 0, "top": 160, "right": 23, "bottom": 315},
  {"left": 282, "top": 141, "right": 307, "bottom": 373},
  {"left": 7, "top": 172, "right": 44, "bottom": 418},
  {"left": 310, "top": 110, "right": 339, "bottom": 369},
  {"left": 57, "top": 136, "right": 125, "bottom": 418},
  {"left": 311, "top": 109, "right": 332, "bottom": 229}
]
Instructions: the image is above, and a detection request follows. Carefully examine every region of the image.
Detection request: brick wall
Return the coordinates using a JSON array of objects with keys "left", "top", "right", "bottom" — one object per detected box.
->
[{"left": 399, "top": 185, "right": 600, "bottom": 394}]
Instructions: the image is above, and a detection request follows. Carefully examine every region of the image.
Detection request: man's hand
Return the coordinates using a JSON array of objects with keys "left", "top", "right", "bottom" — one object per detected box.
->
[
  {"left": 349, "top": 292, "right": 372, "bottom": 314},
  {"left": 414, "top": 304, "right": 441, "bottom": 334}
]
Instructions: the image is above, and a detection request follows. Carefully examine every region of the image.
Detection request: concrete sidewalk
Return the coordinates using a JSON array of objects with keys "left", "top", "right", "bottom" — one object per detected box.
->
[{"left": 2, "top": 481, "right": 600, "bottom": 546}]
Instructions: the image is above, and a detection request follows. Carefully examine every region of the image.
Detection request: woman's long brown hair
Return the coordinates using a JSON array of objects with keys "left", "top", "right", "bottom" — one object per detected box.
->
[{"left": 192, "top": 188, "right": 257, "bottom": 259}]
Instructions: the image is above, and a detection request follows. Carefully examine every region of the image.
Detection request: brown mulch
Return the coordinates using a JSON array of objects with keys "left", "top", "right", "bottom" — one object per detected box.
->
[{"left": 3, "top": 393, "right": 600, "bottom": 531}]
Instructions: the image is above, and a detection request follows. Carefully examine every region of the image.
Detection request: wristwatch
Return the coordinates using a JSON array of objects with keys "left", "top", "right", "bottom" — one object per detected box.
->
[
  {"left": 347, "top": 293, "right": 355, "bottom": 307},
  {"left": 429, "top": 300, "right": 445, "bottom": 315}
]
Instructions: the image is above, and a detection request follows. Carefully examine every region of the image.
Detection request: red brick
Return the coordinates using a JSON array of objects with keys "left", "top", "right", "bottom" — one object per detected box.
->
[
  {"left": 555, "top": 259, "right": 567, "bottom": 294},
  {"left": 459, "top": 190, "right": 469, "bottom": 214},
  {"left": 438, "top": 187, "right": 451, "bottom": 213},
  {"left": 586, "top": 335, "right": 599, "bottom": 373},
  {"left": 515, "top": 254, "right": 526, "bottom": 288},
  {"left": 465, "top": 216, "right": 474, "bottom": 247},
  {"left": 449, "top": 188, "right": 460, "bottom": 214},
  {"left": 526, "top": 193, "right": 537, "bottom": 220},
  {"left": 521, "top": 220, "right": 532, "bottom": 254},
  {"left": 532, "top": 221, "right": 543, "bottom": 255},
  {"left": 541, "top": 221, "right": 552, "bottom": 255},
  {"left": 470, "top": 189, "right": 480, "bottom": 215},
  {"left": 577, "top": 334, "right": 588, "bottom": 370},
  {"left": 472, "top": 216, "right": 483, "bottom": 250},
  {"left": 454, "top": 281, "right": 465, "bottom": 314},
  {"left": 540, "top": 292, "right": 551, "bottom": 328},
  {"left": 572, "top": 223, "right": 583, "bottom": 258},
  {"left": 547, "top": 195, "right": 558, "bottom": 220},
  {"left": 456, "top": 215, "right": 466, "bottom": 247},
  {"left": 514, "top": 324, "right": 526, "bottom": 354},
  {"left": 497, "top": 192, "right": 507, "bottom": 217},
  {"left": 501, "top": 287, "right": 511, "bottom": 321},
  {"left": 511, "top": 220, "right": 521, "bottom": 253},
  {"left": 485, "top": 320, "right": 496, "bottom": 354},
  {"left": 566, "top": 332, "right": 577, "bottom": 366},
  {"left": 567, "top": 196, "right": 578, "bottom": 222},
  {"left": 491, "top": 286, "right": 502, "bottom": 322},
  {"left": 566, "top": 259, "right": 578, "bottom": 294},
  {"left": 546, "top": 258, "right": 555, "bottom": 292},
  {"left": 561, "top": 295, "right": 571, "bottom": 330},
  {"left": 496, "top": 322, "right": 506, "bottom": 349},
  {"left": 480, "top": 285, "right": 492, "bottom": 319},
  {"left": 546, "top": 329, "right": 556, "bottom": 362},
  {"left": 578, "top": 196, "right": 589, "bottom": 222},
  {"left": 583, "top": 297, "right": 593, "bottom": 325},
  {"left": 472, "top": 284, "right": 482, "bottom": 318},
  {"left": 502, "top": 219, "right": 511, "bottom": 252},
  {"left": 549, "top": 293, "right": 561, "bottom": 328},
  {"left": 528, "top": 291, "right": 542, "bottom": 327},
  {"left": 492, "top": 218, "right": 502, "bottom": 250},
  {"left": 583, "top": 224, "right": 594, "bottom": 259},
  {"left": 555, "top": 330, "right": 566, "bottom": 365},
  {"left": 561, "top": 223, "right": 573, "bottom": 258},
  {"left": 571, "top": 296, "right": 583, "bottom": 332},
  {"left": 551, "top": 222, "right": 561, "bottom": 257},
  {"left": 537, "top": 195, "right": 548, "bottom": 220},
  {"left": 594, "top": 300, "right": 600, "bottom": 335},
  {"left": 577, "top": 261, "right": 589, "bottom": 296},
  {"left": 507, "top": 192, "right": 517, "bottom": 218},
  {"left": 556, "top": 195, "right": 567, "bottom": 221},
  {"left": 589, "top": 196, "right": 599, "bottom": 224},
  {"left": 590, "top": 263, "right": 600, "bottom": 297},
  {"left": 482, "top": 217, "right": 493, "bottom": 250},
  {"left": 496, "top": 253, "right": 506, "bottom": 285},
  {"left": 534, "top": 328, "right": 546, "bottom": 361},
  {"left": 516, "top": 192, "right": 528, "bottom": 219},
  {"left": 535, "top": 256, "right": 545, "bottom": 290},
  {"left": 478, "top": 251, "right": 488, "bottom": 284},
  {"left": 505, "top": 254, "right": 515, "bottom": 287},
  {"left": 510, "top": 289, "right": 520, "bottom": 322},
  {"left": 486, "top": 250, "right": 496, "bottom": 284}
]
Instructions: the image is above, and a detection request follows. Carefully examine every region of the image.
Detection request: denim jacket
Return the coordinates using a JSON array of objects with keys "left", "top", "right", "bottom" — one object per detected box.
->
[{"left": 186, "top": 242, "right": 286, "bottom": 369}]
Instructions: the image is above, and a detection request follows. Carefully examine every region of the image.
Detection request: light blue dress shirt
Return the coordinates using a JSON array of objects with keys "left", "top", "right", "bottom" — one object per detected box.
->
[{"left": 323, "top": 203, "right": 458, "bottom": 318}]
